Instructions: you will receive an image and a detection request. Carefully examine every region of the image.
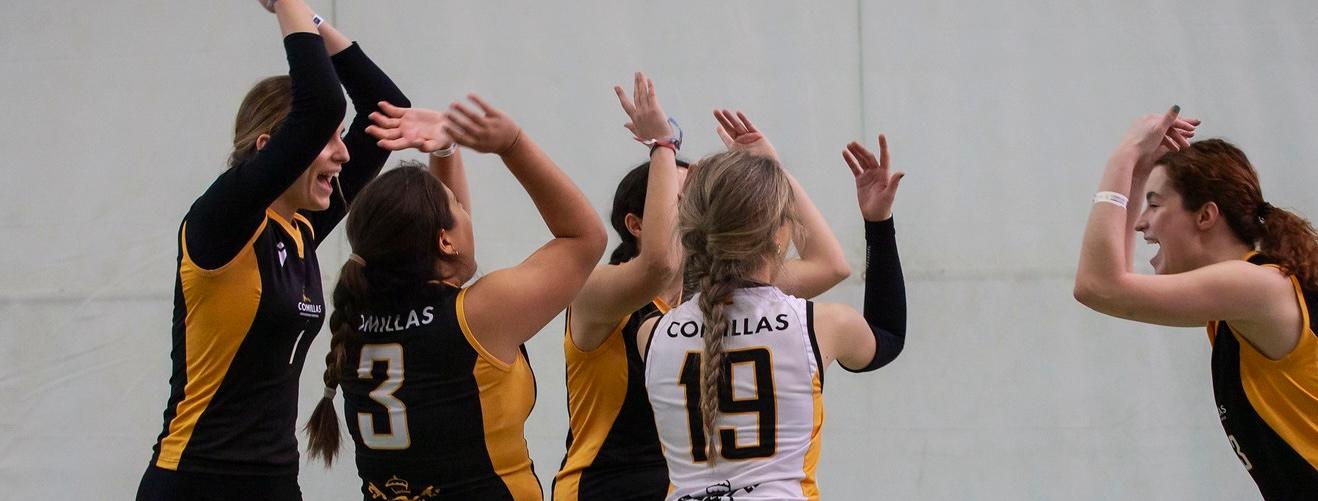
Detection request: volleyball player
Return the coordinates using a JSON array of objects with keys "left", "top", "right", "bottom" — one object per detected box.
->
[
  {"left": 635, "top": 127, "right": 909, "bottom": 500},
  {"left": 303, "top": 95, "right": 607, "bottom": 500},
  {"left": 552, "top": 82, "right": 851, "bottom": 499},
  {"left": 137, "top": 1, "right": 408, "bottom": 499},
  {"left": 1074, "top": 108, "right": 1318, "bottom": 499}
]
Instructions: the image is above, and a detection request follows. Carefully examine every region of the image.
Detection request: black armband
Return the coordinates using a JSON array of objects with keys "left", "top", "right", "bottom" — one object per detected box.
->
[{"left": 841, "top": 218, "right": 908, "bottom": 373}]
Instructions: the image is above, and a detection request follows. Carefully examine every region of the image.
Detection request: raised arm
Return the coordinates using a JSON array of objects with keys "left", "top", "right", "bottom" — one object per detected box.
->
[
  {"left": 447, "top": 95, "right": 608, "bottom": 360},
  {"left": 818, "top": 135, "right": 908, "bottom": 372},
  {"left": 364, "top": 103, "right": 467, "bottom": 210},
  {"left": 713, "top": 110, "right": 850, "bottom": 297},
  {"left": 299, "top": 18, "right": 411, "bottom": 244},
  {"left": 185, "top": 0, "right": 344, "bottom": 269},
  {"left": 1070, "top": 110, "right": 1299, "bottom": 337},
  {"left": 570, "top": 72, "right": 683, "bottom": 351}
]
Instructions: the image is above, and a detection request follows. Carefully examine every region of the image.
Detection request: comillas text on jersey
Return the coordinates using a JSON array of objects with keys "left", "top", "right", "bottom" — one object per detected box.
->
[{"left": 665, "top": 314, "right": 792, "bottom": 338}]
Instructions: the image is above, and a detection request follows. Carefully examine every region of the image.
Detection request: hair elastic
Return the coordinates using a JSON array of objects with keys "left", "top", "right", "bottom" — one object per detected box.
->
[
  {"left": 1093, "top": 191, "right": 1129, "bottom": 209},
  {"left": 323, "top": 385, "right": 336, "bottom": 400},
  {"left": 348, "top": 254, "right": 366, "bottom": 266}
]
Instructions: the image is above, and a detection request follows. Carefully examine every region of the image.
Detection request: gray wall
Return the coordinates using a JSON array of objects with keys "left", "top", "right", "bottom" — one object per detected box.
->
[{"left": 4, "top": 1, "right": 1315, "bottom": 499}]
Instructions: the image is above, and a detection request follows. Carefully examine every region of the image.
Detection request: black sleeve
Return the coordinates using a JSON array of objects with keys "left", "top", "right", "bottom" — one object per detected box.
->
[
  {"left": 840, "top": 217, "right": 908, "bottom": 373},
  {"left": 184, "top": 33, "right": 346, "bottom": 270},
  {"left": 300, "top": 42, "right": 411, "bottom": 246}
]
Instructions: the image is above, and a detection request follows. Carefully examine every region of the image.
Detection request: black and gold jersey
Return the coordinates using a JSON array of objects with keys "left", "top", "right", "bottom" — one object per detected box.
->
[
  {"left": 1209, "top": 252, "right": 1318, "bottom": 499},
  {"left": 553, "top": 299, "right": 672, "bottom": 501},
  {"left": 152, "top": 210, "right": 326, "bottom": 475},
  {"left": 342, "top": 284, "right": 541, "bottom": 501}
]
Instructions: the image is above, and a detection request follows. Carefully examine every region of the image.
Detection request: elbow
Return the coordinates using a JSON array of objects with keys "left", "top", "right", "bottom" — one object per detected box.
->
[
  {"left": 831, "top": 261, "right": 853, "bottom": 284},
  {"left": 1072, "top": 277, "right": 1113, "bottom": 311}
]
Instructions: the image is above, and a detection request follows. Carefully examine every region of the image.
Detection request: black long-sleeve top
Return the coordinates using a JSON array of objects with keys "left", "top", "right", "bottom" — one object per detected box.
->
[
  {"left": 150, "top": 32, "right": 409, "bottom": 476},
  {"left": 841, "top": 218, "right": 908, "bottom": 372}
]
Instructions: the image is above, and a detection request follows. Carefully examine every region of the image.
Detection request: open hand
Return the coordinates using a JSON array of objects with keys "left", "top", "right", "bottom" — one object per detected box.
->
[
  {"left": 1118, "top": 106, "right": 1200, "bottom": 171},
  {"left": 714, "top": 109, "right": 778, "bottom": 160},
  {"left": 843, "top": 134, "right": 905, "bottom": 222},
  {"left": 366, "top": 102, "right": 454, "bottom": 153},
  {"left": 442, "top": 94, "right": 522, "bottom": 155},
  {"left": 614, "top": 72, "right": 672, "bottom": 142}
]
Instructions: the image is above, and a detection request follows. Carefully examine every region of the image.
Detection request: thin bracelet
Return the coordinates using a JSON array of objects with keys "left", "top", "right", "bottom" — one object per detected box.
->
[
  {"left": 1093, "top": 191, "right": 1129, "bottom": 208},
  {"left": 431, "top": 143, "right": 458, "bottom": 158}
]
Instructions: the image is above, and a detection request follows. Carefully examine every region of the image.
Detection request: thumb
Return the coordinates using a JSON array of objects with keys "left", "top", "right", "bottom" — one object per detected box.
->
[
  {"left": 716, "top": 126, "right": 734, "bottom": 147},
  {"left": 888, "top": 171, "right": 906, "bottom": 190}
]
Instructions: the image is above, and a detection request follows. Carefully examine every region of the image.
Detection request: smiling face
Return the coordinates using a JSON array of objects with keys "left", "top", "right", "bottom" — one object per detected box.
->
[
  {"left": 272, "top": 125, "right": 350, "bottom": 212},
  {"left": 1136, "top": 166, "right": 1205, "bottom": 274}
]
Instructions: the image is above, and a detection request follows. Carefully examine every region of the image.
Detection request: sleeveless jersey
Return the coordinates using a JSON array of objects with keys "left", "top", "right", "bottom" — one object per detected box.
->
[
  {"left": 151, "top": 210, "right": 325, "bottom": 475},
  {"left": 554, "top": 299, "right": 672, "bottom": 500},
  {"left": 644, "top": 287, "right": 825, "bottom": 501},
  {"left": 1208, "top": 252, "right": 1318, "bottom": 499},
  {"left": 341, "top": 284, "right": 541, "bottom": 501}
]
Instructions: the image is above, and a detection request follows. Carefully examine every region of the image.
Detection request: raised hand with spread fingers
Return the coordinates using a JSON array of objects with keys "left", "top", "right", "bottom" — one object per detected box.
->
[
  {"left": 714, "top": 109, "right": 778, "bottom": 160},
  {"left": 843, "top": 134, "right": 905, "bottom": 222}
]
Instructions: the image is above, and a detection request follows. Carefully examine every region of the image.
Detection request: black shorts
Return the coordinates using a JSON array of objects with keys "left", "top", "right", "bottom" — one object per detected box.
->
[{"left": 136, "top": 465, "right": 301, "bottom": 501}]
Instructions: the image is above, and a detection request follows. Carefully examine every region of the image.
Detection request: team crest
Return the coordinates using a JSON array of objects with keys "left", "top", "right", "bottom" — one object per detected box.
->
[
  {"left": 367, "top": 475, "right": 439, "bottom": 501},
  {"left": 677, "top": 480, "right": 760, "bottom": 500}
]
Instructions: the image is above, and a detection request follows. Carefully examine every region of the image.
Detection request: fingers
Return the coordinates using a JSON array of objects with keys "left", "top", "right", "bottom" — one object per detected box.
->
[
  {"left": 466, "top": 94, "right": 500, "bottom": 116},
  {"left": 633, "top": 72, "right": 646, "bottom": 107},
  {"left": 377, "top": 101, "right": 406, "bottom": 118},
  {"left": 442, "top": 123, "right": 476, "bottom": 147},
  {"left": 845, "top": 141, "right": 877, "bottom": 171},
  {"left": 714, "top": 110, "right": 747, "bottom": 136},
  {"left": 1161, "top": 135, "right": 1179, "bottom": 151},
  {"left": 716, "top": 125, "right": 734, "bottom": 147},
  {"left": 842, "top": 147, "right": 863, "bottom": 178},
  {"left": 449, "top": 102, "right": 483, "bottom": 129},
  {"left": 375, "top": 137, "right": 417, "bottom": 151},
  {"left": 877, "top": 134, "right": 890, "bottom": 170},
  {"left": 444, "top": 110, "right": 479, "bottom": 139},
  {"left": 365, "top": 124, "right": 401, "bottom": 141},
  {"left": 614, "top": 85, "right": 637, "bottom": 117},
  {"left": 646, "top": 76, "right": 657, "bottom": 106},
  {"left": 1157, "top": 105, "right": 1181, "bottom": 135},
  {"left": 368, "top": 111, "right": 401, "bottom": 129},
  {"left": 735, "top": 111, "right": 757, "bottom": 133},
  {"left": 888, "top": 171, "right": 906, "bottom": 191}
]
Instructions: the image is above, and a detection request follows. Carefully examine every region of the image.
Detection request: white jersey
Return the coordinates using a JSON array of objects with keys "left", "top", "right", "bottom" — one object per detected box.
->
[{"left": 644, "top": 286, "right": 824, "bottom": 501}]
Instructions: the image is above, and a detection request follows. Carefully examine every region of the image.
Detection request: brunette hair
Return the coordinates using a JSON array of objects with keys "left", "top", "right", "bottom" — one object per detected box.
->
[
  {"left": 608, "top": 158, "right": 691, "bottom": 265},
  {"left": 229, "top": 76, "right": 293, "bottom": 167},
  {"left": 304, "top": 162, "right": 459, "bottom": 465},
  {"left": 1157, "top": 138, "right": 1318, "bottom": 289}
]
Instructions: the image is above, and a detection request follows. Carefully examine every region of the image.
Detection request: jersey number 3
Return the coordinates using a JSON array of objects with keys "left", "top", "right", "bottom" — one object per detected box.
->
[
  {"left": 678, "top": 347, "right": 776, "bottom": 462},
  {"left": 358, "top": 343, "right": 410, "bottom": 450}
]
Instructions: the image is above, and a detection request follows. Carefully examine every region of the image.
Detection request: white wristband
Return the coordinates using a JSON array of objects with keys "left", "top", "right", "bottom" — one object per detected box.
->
[
  {"left": 430, "top": 143, "right": 458, "bottom": 158},
  {"left": 1093, "top": 191, "right": 1129, "bottom": 208}
]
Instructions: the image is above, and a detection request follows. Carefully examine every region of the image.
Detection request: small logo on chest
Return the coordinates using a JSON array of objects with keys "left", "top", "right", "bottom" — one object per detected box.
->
[
  {"left": 298, "top": 289, "right": 323, "bottom": 318},
  {"left": 276, "top": 241, "right": 288, "bottom": 267}
]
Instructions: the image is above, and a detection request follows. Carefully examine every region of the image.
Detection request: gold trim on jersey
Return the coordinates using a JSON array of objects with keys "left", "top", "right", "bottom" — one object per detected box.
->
[
  {"left": 555, "top": 310, "right": 632, "bottom": 500},
  {"left": 801, "top": 373, "right": 823, "bottom": 501},
  {"left": 1206, "top": 250, "right": 1318, "bottom": 470},
  {"left": 457, "top": 288, "right": 543, "bottom": 500},
  {"left": 266, "top": 209, "right": 308, "bottom": 259},
  {"left": 156, "top": 221, "right": 267, "bottom": 470}
]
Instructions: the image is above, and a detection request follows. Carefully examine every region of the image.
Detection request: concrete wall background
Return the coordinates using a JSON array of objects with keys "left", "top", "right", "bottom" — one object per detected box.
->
[{"left": 4, "top": 1, "right": 1316, "bottom": 499}]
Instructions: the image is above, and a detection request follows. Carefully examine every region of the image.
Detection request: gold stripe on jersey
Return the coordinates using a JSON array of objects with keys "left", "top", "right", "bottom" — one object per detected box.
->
[
  {"left": 456, "top": 288, "right": 543, "bottom": 500},
  {"left": 555, "top": 309, "right": 633, "bottom": 501},
  {"left": 1234, "top": 275, "right": 1318, "bottom": 469},
  {"left": 269, "top": 210, "right": 309, "bottom": 259},
  {"left": 155, "top": 220, "right": 267, "bottom": 470},
  {"left": 801, "top": 373, "right": 823, "bottom": 501}
]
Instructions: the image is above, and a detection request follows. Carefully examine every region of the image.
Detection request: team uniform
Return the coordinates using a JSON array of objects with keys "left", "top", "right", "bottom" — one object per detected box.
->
[
  {"left": 341, "top": 284, "right": 542, "bottom": 501},
  {"left": 1207, "top": 252, "right": 1318, "bottom": 499},
  {"left": 555, "top": 299, "right": 674, "bottom": 500},
  {"left": 138, "top": 33, "right": 407, "bottom": 500},
  {"left": 645, "top": 287, "right": 825, "bottom": 501}
]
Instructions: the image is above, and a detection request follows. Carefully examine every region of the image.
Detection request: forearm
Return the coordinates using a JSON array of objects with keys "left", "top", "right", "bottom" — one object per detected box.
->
[
  {"left": 274, "top": 0, "right": 318, "bottom": 36},
  {"left": 332, "top": 41, "right": 409, "bottom": 202},
  {"left": 1076, "top": 150, "right": 1139, "bottom": 300},
  {"left": 842, "top": 218, "right": 908, "bottom": 372},
  {"left": 1123, "top": 172, "right": 1149, "bottom": 272},
  {"left": 787, "top": 173, "right": 848, "bottom": 274},
  {"left": 636, "top": 148, "right": 681, "bottom": 271},
  {"left": 430, "top": 149, "right": 470, "bottom": 213},
  {"left": 501, "top": 135, "right": 605, "bottom": 243},
  {"left": 316, "top": 19, "right": 353, "bottom": 55}
]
